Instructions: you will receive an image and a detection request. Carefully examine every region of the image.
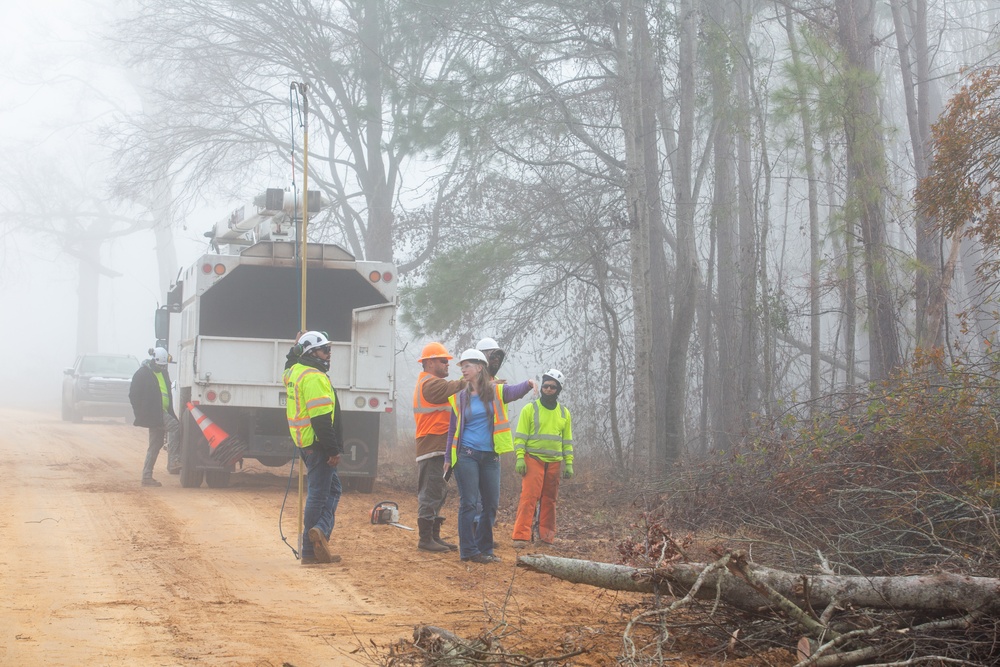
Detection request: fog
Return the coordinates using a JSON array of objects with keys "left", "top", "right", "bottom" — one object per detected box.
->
[{"left": 0, "top": 1, "right": 211, "bottom": 409}]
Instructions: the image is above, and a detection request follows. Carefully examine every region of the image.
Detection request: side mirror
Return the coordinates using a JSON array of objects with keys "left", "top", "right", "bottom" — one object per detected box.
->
[
  {"left": 154, "top": 306, "right": 170, "bottom": 342},
  {"left": 64, "top": 368, "right": 74, "bottom": 376}
]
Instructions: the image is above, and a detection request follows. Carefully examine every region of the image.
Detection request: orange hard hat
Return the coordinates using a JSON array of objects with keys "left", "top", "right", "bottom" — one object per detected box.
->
[{"left": 418, "top": 342, "right": 453, "bottom": 362}]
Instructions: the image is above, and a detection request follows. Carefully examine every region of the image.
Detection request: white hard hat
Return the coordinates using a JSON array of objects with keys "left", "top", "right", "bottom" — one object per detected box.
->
[
  {"left": 476, "top": 337, "right": 500, "bottom": 352},
  {"left": 542, "top": 368, "right": 565, "bottom": 386},
  {"left": 152, "top": 347, "right": 170, "bottom": 365},
  {"left": 458, "top": 348, "right": 488, "bottom": 365},
  {"left": 299, "top": 330, "right": 332, "bottom": 354}
]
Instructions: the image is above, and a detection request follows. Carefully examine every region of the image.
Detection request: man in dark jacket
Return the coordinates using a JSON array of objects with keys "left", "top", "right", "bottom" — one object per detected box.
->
[{"left": 129, "top": 347, "right": 180, "bottom": 487}]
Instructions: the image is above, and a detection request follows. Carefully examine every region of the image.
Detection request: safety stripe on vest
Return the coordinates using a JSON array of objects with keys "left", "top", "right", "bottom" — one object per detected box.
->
[{"left": 414, "top": 406, "right": 450, "bottom": 413}]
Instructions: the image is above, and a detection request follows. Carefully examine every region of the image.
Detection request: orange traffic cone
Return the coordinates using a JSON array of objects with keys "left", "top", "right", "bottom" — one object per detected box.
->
[
  {"left": 186, "top": 402, "right": 247, "bottom": 465},
  {"left": 187, "top": 402, "right": 230, "bottom": 448}
]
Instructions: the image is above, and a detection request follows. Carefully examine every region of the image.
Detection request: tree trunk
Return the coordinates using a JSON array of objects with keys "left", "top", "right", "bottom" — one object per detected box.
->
[
  {"left": 835, "top": 0, "right": 901, "bottom": 380},
  {"left": 359, "top": 0, "right": 394, "bottom": 264},
  {"left": 784, "top": 9, "right": 822, "bottom": 408},
  {"left": 661, "top": 0, "right": 700, "bottom": 464},
  {"left": 75, "top": 236, "right": 102, "bottom": 356},
  {"left": 706, "top": 0, "right": 739, "bottom": 451},
  {"left": 517, "top": 554, "right": 1000, "bottom": 614},
  {"left": 618, "top": 0, "right": 657, "bottom": 471}
]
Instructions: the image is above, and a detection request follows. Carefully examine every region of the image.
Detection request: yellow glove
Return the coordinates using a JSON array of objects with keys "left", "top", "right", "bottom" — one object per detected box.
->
[
  {"left": 562, "top": 463, "right": 574, "bottom": 479},
  {"left": 515, "top": 458, "right": 526, "bottom": 476}
]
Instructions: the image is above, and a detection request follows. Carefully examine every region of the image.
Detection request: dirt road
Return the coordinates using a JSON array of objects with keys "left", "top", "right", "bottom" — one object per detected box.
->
[{"left": 0, "top": 407, "right": 640, "bottom": 666}]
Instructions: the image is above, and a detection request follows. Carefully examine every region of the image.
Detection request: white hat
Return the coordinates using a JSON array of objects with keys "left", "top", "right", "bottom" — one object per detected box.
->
[
  {"left": 458, "top": 348, "right": 488, "bottom": 365},
  {"left": 476, "top": 337, "right": 500, "bottom": 352}
]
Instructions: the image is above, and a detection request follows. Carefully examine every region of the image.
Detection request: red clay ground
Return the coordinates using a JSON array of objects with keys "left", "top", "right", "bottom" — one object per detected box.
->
[{"left": 0, "top": 407, "right": 794, "bottom": 666}]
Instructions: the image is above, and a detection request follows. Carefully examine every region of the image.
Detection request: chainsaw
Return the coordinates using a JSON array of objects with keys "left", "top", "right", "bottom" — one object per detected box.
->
[{"left": 370, "top": 500, "right": 413, "bottom": 530}]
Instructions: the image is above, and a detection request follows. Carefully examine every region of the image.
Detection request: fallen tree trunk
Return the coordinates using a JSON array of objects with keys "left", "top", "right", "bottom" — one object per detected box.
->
[{"left": 517, "top": 554, "right": 1000, "bottom": 615}]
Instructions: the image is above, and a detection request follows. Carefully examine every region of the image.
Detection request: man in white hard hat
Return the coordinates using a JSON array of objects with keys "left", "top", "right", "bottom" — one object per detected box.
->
[
  {"left": 511, "top": 369, "right": 574, "bottom": 548},
  {"left": 129, "top": 346, "right": 180, "bottom": 487},
  {"left": 283, "top": 330, "right": 344, "bottom": 565},
  {"left": 476, "top": 337, "right": 506, "bottom": 380}
]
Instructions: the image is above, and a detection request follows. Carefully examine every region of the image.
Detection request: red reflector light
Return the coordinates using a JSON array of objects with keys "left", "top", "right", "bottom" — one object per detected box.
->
[
  {"left": 214, "top": 263, "right": 226, "bottom": 275},
  {"left": 368, "top": 397, "right": 379, "bottom": 408},
  {"left": 201, "top": 263, "right": 212, "bottom": 274},
  {"left": 381, "top": 271, "right": 393, "bottom": 282},
  {"left": 385, "top": 407, "right": 393, "bottom": 413},
  {"left": 206, "top": 390, "right": 218, "bottom": 402},
  {"left": 369, "top": 270, "right": 381, "bottom": 282}
]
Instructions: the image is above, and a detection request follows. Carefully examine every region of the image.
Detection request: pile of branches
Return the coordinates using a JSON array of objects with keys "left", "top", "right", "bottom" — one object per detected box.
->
[
  {"left": 625, "top": 354, "right": 1000, "bottom": 663},
  {"left": 667, "top": 353, "right": 1000, "bottom": 576},
  {"left": 377, "top": 625, "right": 586, "bottom": 666}
]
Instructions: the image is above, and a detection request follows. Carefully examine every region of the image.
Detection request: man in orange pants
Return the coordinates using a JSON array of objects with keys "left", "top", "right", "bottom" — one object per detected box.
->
[{"left": 511, "top": 369, "right": 574, "bottom": 548}]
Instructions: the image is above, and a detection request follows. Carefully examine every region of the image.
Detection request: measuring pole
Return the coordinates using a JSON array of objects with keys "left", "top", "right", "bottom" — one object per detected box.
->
[{"left": 295, "top": 82, "right": 310, "bottom": 552}]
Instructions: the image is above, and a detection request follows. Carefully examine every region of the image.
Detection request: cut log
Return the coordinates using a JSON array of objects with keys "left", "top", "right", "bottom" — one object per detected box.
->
[{"left": 517, "top": 554, "right": 1000, "bottom": 615}]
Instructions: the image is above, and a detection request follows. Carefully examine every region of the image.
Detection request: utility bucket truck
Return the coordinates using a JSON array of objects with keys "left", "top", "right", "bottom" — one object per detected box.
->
[{"left": 155, "top": 189, "right": 395, "bottom": 492}]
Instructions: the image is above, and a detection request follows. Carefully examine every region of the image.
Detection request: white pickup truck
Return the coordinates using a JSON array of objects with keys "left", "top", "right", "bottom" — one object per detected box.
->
[{"left": 156, "top": 195, "right": 395, "bottom": 491}]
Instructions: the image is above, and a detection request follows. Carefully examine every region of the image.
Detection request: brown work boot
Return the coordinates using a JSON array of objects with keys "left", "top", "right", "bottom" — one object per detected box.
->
[
  {"left": 308, "top": 527, "right": 342, "bottom": 564},
  {"left": 432, "top": 517, "right": 458, "bottom": 551}
]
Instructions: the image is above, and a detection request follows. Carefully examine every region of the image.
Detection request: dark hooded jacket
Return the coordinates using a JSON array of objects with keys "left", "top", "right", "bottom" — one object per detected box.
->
[{"left": 129, "top": 360, "right": 176, "bottom": 428}]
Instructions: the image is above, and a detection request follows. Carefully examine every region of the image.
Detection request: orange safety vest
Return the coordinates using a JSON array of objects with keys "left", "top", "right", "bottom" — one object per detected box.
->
[{"left": 413, "top": 371, "right": 452, "bottom": 438}]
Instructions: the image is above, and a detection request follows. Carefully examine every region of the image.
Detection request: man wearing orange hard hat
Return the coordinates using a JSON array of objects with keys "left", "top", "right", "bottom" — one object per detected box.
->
[{"left": 413, "top": 342, "right": 465, "bottom": 552}]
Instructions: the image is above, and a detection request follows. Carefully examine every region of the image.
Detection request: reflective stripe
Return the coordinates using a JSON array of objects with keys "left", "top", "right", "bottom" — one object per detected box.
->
[
  {"left": 414, "top": 406, "right": 450, "bottom": 413},
  {"left": 306, "top": 397, "right": 333, "bottom": 409}
]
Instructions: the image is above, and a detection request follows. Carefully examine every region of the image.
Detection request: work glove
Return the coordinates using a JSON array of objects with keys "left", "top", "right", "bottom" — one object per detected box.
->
[
  {"left": 562, "top": 463, "right": 574, "bottom": 479},
  {"left": 515, "top": 458, "right": 526, "bottom": 476}
]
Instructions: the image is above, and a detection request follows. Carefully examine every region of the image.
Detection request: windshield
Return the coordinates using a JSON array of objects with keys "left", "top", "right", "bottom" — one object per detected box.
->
[{"left": 79, "top": 356, "right": 140, "bottom": 377}]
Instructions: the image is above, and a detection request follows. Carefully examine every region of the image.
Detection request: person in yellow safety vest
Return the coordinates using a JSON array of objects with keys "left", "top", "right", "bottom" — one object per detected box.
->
[
  {"left": 283, "top": 330, "right": 344, "bottom": 565},
  {"left": 129, "top": 346, "right": 180, "bottom": 487},
  {"left": 511, "top": 369, "right": 574, "bottom": 548},
  {"left": 445, "top": 349, "right": 537, "bottom": 564},
  {"left": 413, "top": 342, "right": 466, "bottom": 553}
]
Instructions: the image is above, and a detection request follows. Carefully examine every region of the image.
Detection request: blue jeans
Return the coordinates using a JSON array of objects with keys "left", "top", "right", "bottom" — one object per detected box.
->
[
  {"left": 453, "top": 446, "right": 500, "bottom": 559},
  {"left": 299, "top": 446, "right": 342, "bottom": 559}
]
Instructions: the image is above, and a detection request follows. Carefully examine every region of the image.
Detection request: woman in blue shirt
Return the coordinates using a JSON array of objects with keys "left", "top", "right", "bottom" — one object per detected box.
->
[{"left": 445, "top": 348, "right": 536, "bottom": 563}]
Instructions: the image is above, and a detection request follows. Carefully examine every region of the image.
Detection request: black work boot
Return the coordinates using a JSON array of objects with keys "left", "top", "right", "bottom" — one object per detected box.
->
[
  {"left": 433, "top": 517, "right": 458, "bottom": 550},
  {"left": 418, "top": 518, "right": 450, "bottom": 552}
]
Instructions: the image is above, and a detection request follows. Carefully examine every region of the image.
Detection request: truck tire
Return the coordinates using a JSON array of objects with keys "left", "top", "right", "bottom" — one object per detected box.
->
[
  {"left": 179, "top": 411, "right": 205, "bottom": 489},
  {"left": 205, "top": 469, "right": 231, "bottom": 488},
  {"left": 61, "top": 397, "right": 75, "bottom": 422},
  {"left": 62, "top": 396, "right": 83, "bottom": 423}
]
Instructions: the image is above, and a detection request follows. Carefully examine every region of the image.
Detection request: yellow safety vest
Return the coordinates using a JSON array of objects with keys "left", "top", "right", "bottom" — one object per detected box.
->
[
  {"left": 513, "top": 400, "right": 574, "bottom": 464},
  {"left": 154, "top": 371, "right": 170, "bottom": 411},
  {"left": 283, "top": 363, "right": 336, "bottom": 448},
  {"left": 447, "top": 384, "right": 512, "bottom": 467}
]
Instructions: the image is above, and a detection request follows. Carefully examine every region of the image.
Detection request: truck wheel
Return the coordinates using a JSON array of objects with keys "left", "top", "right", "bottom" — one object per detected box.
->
[
  {"left": 205, "top": 470, "right": 231, "bottom": 488},
  {"left": 179, "top": 411, "right": 204, "bottom": 489},
  {"left": 63, "top": 398, "right": 83, "bottom": 423}
]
